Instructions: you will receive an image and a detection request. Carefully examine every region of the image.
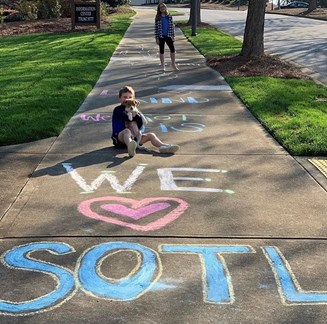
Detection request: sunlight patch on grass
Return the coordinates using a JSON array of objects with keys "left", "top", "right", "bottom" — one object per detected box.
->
[{"left": 181, "top": 25, "right": 242, "bottom": 56}]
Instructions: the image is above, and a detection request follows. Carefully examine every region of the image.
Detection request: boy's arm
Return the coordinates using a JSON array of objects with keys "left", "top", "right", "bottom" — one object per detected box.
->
[{"left": 113, "top": 105, "right": 129, "bottom": 122}]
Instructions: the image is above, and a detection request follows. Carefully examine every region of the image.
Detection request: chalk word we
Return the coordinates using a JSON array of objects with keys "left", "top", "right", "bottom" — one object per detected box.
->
[
  {"left": 1, "top": 242, "right": 326, "bottom": 316},
  {"left": 62, "top": 164, "right": 234, "bottom": 195}
]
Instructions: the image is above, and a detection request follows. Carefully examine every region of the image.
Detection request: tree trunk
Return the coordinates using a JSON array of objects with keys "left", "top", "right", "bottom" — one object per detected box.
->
[
  {"left": 240, "top": 0, "right": 266, "bottom": 58},
  {"left": 308, "top": 0, "right": 317, "bottom": 11},
  {"left": 197, "top": 0, "right": 201, "bottom": 24},
  {"left": 187, "top": 0, "right": 201, "bottom": 25}
]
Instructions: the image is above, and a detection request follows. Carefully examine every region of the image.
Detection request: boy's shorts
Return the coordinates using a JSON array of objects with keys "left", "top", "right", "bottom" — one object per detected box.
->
[
  {"left": 112, "top": 134, "right": 140, "bottom": 149},
  {"left": 112, "top": 134, "right": 126, "bottom": 148}
]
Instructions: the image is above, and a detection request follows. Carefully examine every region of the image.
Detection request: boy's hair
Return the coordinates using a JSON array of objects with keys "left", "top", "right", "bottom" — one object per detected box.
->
[{"left": 119, "top": 86, "right": 135, "bottom": 98}]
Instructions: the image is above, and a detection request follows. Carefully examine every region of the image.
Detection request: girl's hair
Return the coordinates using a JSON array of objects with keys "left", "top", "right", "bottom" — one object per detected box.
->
[
  {"left": 119, "top": 86, "right": 135, "bottom": 98},
  {"left": 155, "top": 2, "right": 169, "bottom": 21}
]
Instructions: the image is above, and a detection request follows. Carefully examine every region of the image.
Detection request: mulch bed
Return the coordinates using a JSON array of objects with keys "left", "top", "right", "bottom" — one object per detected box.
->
[
  {"left": 0, "top": 18, "right": 111, "bottom": 36},
  {"left": 207, "top": 55, "right": 311, "bottom": 79}
]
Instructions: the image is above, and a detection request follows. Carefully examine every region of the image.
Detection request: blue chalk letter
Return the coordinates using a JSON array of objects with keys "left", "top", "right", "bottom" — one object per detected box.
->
[
  {"left": 78, "top": 241, "right": 160, "bottom": 300},
  {"left": 263, "top": 246, "right": 327, "bottom": 304},
  {"left": 160, "top": 245, "right": 253, "bottom": 304},
  {"left": 0, "top": 242, "right": 75, "bottom": 315}
]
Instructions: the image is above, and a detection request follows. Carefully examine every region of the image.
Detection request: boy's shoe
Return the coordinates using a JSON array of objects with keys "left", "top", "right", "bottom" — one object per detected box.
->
[
  {"left": 159, "top": 144, "right": 180, "bottom": 154},
  {"left": 128, "top": 140, "right": 137, "bottom": 157}
]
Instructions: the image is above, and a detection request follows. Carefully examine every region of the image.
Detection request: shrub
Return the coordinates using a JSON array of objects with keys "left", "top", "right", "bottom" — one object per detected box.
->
[
  {"left": 16, "top": 0, "right": 37, "bottom": 20},
  {"left": 100, "top": 1, "right": 110, "bottom": 17},
  {"left": 58, "top": 0, "right": 71, "bottom": 17},
  {"left": 36, "top": 0, "right": 61, "bottom": 19}
]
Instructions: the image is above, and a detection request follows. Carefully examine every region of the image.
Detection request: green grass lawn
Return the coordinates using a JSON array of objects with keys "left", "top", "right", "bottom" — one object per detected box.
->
[
  {"left": 178, "top": 23, "right": 327, "bottom": 156},
  {"left": 0, "top": 12, "right": 134, "bottom": 145}
]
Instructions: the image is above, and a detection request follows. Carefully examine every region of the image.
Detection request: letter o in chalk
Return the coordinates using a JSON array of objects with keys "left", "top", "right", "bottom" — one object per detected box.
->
[{"left": 77, "top": 241, "right": 161, "bottom": 300}]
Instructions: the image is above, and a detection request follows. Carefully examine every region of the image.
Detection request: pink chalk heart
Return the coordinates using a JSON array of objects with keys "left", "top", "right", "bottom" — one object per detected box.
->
[
  {"left": 101, "top": 202, "right": 171, "bottom": 220},
  {"left": 78, "top": 196, "right": 188, "bottom": 232}
]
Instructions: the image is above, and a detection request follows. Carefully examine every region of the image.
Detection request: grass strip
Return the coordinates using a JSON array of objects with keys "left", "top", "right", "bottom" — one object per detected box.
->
[
  {"left": 178, "top": 23, "right": 327, "bottom": 156},
  {"left": 0, "top": 12, "right": 134, "bottom": 145}
]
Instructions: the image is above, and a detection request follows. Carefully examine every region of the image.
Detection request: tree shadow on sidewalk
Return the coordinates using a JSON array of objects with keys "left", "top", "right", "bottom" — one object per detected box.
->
[{"left": 31, "top": 146, "right": 161, "bottom": 178}]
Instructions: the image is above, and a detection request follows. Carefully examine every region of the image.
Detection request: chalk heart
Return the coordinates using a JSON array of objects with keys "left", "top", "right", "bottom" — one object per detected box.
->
[{"left": 78, "top": 196, "right": 189, "bottom": 232}]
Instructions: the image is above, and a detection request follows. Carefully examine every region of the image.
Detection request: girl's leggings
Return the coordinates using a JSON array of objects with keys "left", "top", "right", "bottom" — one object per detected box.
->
[{"left": 159, "top": 36, "right": 175, "bottom": 54}]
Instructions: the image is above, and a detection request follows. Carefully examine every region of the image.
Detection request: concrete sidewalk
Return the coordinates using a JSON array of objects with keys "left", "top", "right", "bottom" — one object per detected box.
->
[{"left": 0, "top": 8, "right": 326, "bottom": 323}]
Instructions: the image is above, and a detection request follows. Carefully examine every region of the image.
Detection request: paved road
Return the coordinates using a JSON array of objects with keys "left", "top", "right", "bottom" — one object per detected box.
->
[
  {"left": 171, "top": 7, "right": 327, "bottom": 85},
  {"left": 0, "top": 8, "right": 326, "bottom": 323}
]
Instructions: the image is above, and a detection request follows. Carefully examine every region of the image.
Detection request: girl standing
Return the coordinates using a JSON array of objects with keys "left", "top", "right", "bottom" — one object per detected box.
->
[{"left": 155, "top": 2, "right": 179, "bottom": 71}]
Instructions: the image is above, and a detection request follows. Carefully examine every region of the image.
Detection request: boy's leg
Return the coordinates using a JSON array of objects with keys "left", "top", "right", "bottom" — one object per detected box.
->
[
  {"left": 130, "top": 122, "right": 142, "bottom": 147},
  {"left": 140, "top": 132, "right": 165, "bottom": 147},
  {"left": 140, "top": 133, "right": 179, "bottom": 154},
  {"left": 118, "top": 128, "right": 137, "bottom": 157}
]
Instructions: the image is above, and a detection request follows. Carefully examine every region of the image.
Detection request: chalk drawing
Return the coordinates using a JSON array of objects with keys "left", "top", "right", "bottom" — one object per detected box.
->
[
  {"left": 80, "top": 114, "right": 111, "bottom": 122},
  {"left": 100, "top": 90, "right": 109, "bottom": 96},
  {"left": 79, "top": 113, "right": 206, "bottom": 134},
  {"left": 1, "top": 242, "right": 326, "bottom": 316},
  {"left": 0, "top": 242, "right": 76, "bottom": 315},
  {"left": 144, "top": 114, "right": 201, "bottom": 122},
  {"left": 62, "top": 163, "right": 146, "bottom": 194},
  {"left": 262, "top": 247, "right": 327, "bottom": 305},
  {"left": 160, "top": 123, "right": 168, "bottom": 132},
  {"left": 77, "top": 196, "right": 189, "bottom": 231},
  {"left": 150, "top": 278, "right": 182, "bottom": 291},
  {"left": 175, "top": 63, "right": 202, "bottom": 66},
  {"left": 62, "top": 165, "right": 231, "bottom": 194},
  {"left": 157, "top": 168, "right": 234, "bottom": 194},
  {"left": 77, "top": 242, "right": 162, "bottom": 300},
  {"left": 170, "top": 123, "right": 205, "bottom": 133},
  {"left": 160, "top": 244, "right": 255, "bottom": 304},
  {"left": 160, "top": 85, "right": 232, "bottom": 91},
  {"left": 162, "top": 98, "right": 173, "bottom": 104},
  {"left": 143, "top": 71, "right": 178, "bottom": 79},
  {"left": 79, "top": 114, "right": 206, "bottom": 134},
  {"left": 138, "top": 97, "right": 209, "bottom": 104},
  {"left": 97, "top": 91, "right": 212, "bottom": 103},
  {"left": 101, "top": 202, "right": 171, "bottom": 220}
]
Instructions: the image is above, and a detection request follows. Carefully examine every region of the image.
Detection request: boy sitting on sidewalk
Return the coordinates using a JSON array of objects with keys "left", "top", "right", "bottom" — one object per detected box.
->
[{"left": 111, "top": 86, "right": 180, "bottom": 157}]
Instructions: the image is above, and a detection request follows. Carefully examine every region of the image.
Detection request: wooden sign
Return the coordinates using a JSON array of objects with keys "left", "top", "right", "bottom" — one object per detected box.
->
[{"left": 71, "top": 0, "right": 100, "bottom": 29}]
